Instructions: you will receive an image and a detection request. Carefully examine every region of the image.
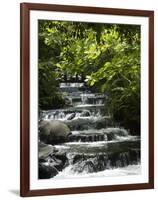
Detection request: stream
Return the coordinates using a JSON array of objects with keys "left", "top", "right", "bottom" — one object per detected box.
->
[{"left": 39, "top": 83, "right": 141, "bottom": 179}]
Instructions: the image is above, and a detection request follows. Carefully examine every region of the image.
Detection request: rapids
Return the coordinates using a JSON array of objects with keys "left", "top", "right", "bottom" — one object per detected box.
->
[{"left": 39, "top": 82, "right": 140, "bottom": 179}]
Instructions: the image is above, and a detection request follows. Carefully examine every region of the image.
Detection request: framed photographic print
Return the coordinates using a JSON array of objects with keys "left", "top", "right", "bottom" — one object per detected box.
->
[{"left": 20, "top": 3, "right": 154, "bottom": 197}]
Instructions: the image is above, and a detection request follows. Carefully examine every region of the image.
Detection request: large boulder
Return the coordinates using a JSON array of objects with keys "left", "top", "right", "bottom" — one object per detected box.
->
[{"left": 39, "top": 120, "right": 71, "bottom": 144}]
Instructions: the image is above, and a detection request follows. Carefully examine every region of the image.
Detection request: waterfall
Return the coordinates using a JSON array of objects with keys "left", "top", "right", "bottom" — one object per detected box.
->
[{"left": 39, "top": 82, "right": 140, "bottom": 179}]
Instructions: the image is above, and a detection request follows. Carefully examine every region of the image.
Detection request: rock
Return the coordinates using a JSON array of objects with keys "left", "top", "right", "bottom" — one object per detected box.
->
[
  {"left": 38, "top": 142, "right": 56, "bottom": 159},
  {"left": 39, "top": 152, "right": 68, "bottom": 178},
  {"left": 106, "top": 132, "right": 116, "bottom": 141},
  {"left": 80, "top": 110, "right": 91, "bottom": 117},
  {"left": 83, "top": 161, "right": 96, "bottom": 173},
  {"left": 104, "top": 128, "right": 129, "bottom": 141},
  {"left": 54, "top": 154, "right": 68, "bottom": 167},
  {"left": 45, "top": 156, "right": 63, "bottom": 170},
  {"left": 39, "top": 120, "right": 71, "bottom": 145},
  {"left": 72, "top": 160, "right": 96, "bottom": 173},
  {"left": 68, "top": 134, "right": 76, "bottom": 142},
  {"left": 66, "top": 113, "right": 76, "bottom": 120},
  {"left": 39, "top": 163, "right": 58, "bottom": 179},
  {"left": 64, "top": 97, "right": 72, "bottom": 106}
]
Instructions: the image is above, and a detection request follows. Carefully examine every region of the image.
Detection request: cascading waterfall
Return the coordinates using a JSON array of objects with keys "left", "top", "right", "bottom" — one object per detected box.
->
[{"left": 39, "top": 82, "right": 140, "bottom": 179}]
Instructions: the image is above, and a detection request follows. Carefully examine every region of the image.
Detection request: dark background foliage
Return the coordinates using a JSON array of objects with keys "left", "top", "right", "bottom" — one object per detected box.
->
[{"left": 38, "top": 20, "right": 140, "bottom": 134}]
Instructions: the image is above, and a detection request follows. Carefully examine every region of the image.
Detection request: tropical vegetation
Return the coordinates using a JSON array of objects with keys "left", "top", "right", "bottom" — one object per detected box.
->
[{"left": 38, "top": 20, "right": 140, "bottom": 134}]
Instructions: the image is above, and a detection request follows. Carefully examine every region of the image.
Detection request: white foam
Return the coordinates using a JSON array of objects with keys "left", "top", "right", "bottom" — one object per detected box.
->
[
  {"left": 75, "top": 104, "right": 104, "bottom": 108},
  {"left": 71, "top": 128, "right": 128, "bottom": 135},
  {"left": 54, "top": 164, "right": 141, "bottom": 180}
]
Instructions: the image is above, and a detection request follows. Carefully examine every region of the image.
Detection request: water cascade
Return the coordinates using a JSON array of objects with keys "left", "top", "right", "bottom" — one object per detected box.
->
[{"left": 39, "top": 82, "right": 140, "bottom": 179}]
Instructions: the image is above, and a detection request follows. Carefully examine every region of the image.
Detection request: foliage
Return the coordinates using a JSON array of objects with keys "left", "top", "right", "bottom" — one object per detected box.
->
[
  {"left": 38, "top": 20, "right": 140, "bottom": 133},
  {"left": 85, "top": 25, "right": 140, "bottom": 134}
]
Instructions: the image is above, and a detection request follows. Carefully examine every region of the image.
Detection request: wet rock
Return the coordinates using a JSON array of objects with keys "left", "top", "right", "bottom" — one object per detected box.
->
[
  {"left": 38, "top": 142, "right": 56, "bottom": 159},
  {"left": 68, "top": 134, "right": 76, "bottom": 142},
  {"left": 39, "top": 120, "right": 71, "bottom": 145},
  {"left": 66, "top": 113, "right": 76, "bottom": 120},
  {"left": 83, "top": 161, "right": 96, "bottom": 173},
  {"left": 64, "top": 97, "right": 72, "bottom": 106},
  {"left": 39, "top": 152, "right": 69, "bottom": 179},
  {"left": 73, "top": 154, "right": 85, "bottom": 164},
  {"left": 106, "top": 132, "right": 116, "bottom": 141},
  {"left": 65, "top": 117, "right": 111, "bottom": 130},
  {"left": 64, "top": 144, "right": 140, "bottom": 174},
  {"left": 103, "top": 127, "right": 129, "bottom": 141},
  {"left": 39, "top": 163, "right": 58, "bottom": 179},
  {"left": 54, "top": 154, "right": 69, "bottom": 169},
  {"left": 80, "top": 110, "right": 91, "bottom": 117},
  {"left": 72, "top": 159, "right": 96, "bottom": 173}
]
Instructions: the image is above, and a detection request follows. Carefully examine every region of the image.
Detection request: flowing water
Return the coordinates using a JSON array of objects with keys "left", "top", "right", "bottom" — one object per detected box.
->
[{"left": 39, "top": 83, "right": 141, "bottom": 179}]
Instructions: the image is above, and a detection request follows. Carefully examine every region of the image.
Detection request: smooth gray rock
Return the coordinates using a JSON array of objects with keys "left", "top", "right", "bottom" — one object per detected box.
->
[{"left": 39, "top": 120, "right": 71, "bottom": 144}]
